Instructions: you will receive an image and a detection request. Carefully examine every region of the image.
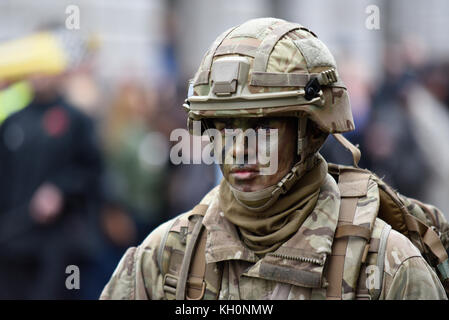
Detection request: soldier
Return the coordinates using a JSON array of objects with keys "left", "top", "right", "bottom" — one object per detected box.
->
[{"left": 101, "top": 18, "right": 449, "bottom": 300}]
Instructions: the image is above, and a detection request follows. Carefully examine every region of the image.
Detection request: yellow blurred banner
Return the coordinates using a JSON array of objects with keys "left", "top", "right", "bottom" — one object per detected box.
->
[{"left": 0, "top": 32, "right": 68, "bottom": 81}]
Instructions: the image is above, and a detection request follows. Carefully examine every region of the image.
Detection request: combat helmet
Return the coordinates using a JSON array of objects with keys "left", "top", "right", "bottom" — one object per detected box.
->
[{"left": 183, "top": 17, "right": 359, "bottom": 210}]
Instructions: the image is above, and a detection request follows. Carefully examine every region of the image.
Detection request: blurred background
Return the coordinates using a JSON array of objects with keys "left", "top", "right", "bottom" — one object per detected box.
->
[{"left": 0, "top": 0, "right": 448, "bottom": 299}]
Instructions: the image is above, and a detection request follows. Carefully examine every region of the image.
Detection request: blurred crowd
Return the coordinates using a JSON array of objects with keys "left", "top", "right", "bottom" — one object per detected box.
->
[
  {"left": 0, "top": 27, "right": 217, "bottom": 299},
  {"left": 0, "top": 9, "right": 449, "bottom": 300},
  {"left": 322, "top": 39, "right": 449, "bottom": 216}
]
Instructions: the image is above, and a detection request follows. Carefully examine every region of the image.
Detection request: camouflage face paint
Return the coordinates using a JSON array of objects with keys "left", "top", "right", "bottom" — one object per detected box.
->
[{"left": 212, "top": 117, "right": 297, "bottom": 192}]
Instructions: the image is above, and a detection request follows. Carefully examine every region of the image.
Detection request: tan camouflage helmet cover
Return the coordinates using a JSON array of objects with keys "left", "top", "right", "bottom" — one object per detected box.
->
[{"left": 184, "top": 17, "right": 354, "bottom": 134}]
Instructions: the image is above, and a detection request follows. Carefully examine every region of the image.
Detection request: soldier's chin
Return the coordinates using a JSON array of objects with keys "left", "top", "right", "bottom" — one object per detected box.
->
[{"left": 230, "top": 181, "right": 259, "bottom": 192}]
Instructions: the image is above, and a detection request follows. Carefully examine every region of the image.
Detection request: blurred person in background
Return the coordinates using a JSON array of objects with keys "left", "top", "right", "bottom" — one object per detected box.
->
[
  {"left": 324, "top": 38, "right": 449, "bottom": 218},
  {"left": 156, "top": 10, "right": 217, "bottom": 218},
  {"left": 360, "top": 40, "right": 431, "bottom": 200},
  {"left": 101, "top": 79, "right": 168, "bottom": 246},
  {"left": 405, "top": 59, "right": 449, "bottom": 217},
  {"left": 0, "top": 28, "right": 104, "bottom": 299}
]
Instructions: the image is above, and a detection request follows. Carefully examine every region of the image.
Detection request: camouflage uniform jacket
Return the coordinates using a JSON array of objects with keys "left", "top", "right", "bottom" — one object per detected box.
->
[{"left": 100, "top": 174, "right": 447, "bottom": 300}]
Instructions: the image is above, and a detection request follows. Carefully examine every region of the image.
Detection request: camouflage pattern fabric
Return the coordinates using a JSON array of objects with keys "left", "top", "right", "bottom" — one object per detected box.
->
[
  {"left": 100, "top": 18, "right": 448, "bottom": 300},
  {"left": 100, "top": 173, "right": 447, "bottom": 300},
  {"left": 187, "top": 18, "right": 354, "bottom": 134},
  {"left": 402, "top": 196, "right": 449, "bottom": 250}
]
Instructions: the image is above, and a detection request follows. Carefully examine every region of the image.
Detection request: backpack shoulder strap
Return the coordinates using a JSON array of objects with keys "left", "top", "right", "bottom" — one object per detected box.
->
[
  {"left": 355, "top": 218, "right": 391, "bottom": 300},
  {"left": 159, "top": 196, "right": 224, "bottom": 300},
  {"left": 184, "top": 221, "right": 208, "bottom": 300},
  {"left": 326, "top": 164, "right": 379, "bottom": 300},
  {"left": 159, "top": 204, "right": 209, "bottom": 300},
  {"left": 157, "top": 216, "right": 179, "bottom": 274},
  {"left": 175, "top": 212, "right": 205, "bottom": 300}
]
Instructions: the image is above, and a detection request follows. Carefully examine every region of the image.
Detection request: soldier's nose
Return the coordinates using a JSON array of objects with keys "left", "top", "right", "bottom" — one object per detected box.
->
[
  {"left": 232, "top": 130, "right": 259, "bottom": 165},
  {"left": 232, "top": 132, "right": 248, "bottom": 161}
]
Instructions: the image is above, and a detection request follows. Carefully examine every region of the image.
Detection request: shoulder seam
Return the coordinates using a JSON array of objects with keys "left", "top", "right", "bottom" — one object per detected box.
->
[{"left": 389, "top": 255, "right": 424, "bottom": 279}]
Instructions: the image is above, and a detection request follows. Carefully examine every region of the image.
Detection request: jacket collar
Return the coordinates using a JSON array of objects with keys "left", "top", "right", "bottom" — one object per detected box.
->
[{"left": 202, "top": 174, "right": 341, "bottom": 288}]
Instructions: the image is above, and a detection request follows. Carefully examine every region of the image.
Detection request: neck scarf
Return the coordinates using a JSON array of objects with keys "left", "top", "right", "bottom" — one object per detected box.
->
[{"left": 219, "top": 155, "right": 327, "bottom": 256}]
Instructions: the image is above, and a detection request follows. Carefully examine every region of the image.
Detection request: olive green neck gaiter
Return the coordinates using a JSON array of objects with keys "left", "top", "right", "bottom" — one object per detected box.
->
[{"left": 219, "top": 156, "right": 328, "bottom": 256}]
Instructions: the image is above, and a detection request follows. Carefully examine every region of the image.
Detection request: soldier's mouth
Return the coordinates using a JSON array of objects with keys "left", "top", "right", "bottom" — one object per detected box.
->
[{"left": 230, "top": 167, "right": 260, "bottom": 180}]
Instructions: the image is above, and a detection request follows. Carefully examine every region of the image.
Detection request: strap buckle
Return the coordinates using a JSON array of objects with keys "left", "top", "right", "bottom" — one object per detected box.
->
[
  {"left": 186, "top": 279, "right": 206, "bottom": 300},
  {"left": 163, "top": 273, "right": 178, "bottom": 295},
  {"left": 276, "top": 171, "right": 294, "bottom": 194}
]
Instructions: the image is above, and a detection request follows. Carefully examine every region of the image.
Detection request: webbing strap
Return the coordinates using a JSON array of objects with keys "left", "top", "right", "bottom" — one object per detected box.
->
[
  {"left": 335, "top": 224, "right": 371, "bottom": 241},
  {"left": 405, "top": 213, "right": 449, "bottom": 283},
  {"left": 184, "top": 204, "right": 209, "bottom": 299},
  {"left": 215, "top": 37, "right": 261, "bottom": 58},
  {"left": 326, "top": 197, "right": 358, "bottom": 299},
  {"left": 252, "top": 22, "right": 303, "bottom": 73},
  {"left": 251, "top": 71, "right": 310, "bottom": 87},
  {"left": 176, "top": 216, "right": 204, "bottom": 300},
  {"left": 158, "top": 217, "right": 180, "bottom": 274},
  {"left": 194, "top": 26, "right": 239, "bottom": 85},
  {"left": 326, "top": 168, "right": 372, "bottom": 300},
  {"left": 186, "top": 204, "right": 209, "bottom": 219},
  {"left": 161, "top": 202, "right": 212, "bottom": 300},
  {"left": 333, "top": 134, "right": 361, "bottom": 168},
  {"left": 186, "top": 226, "right": 207, "bottom": 300},
  {"left": 405, "top": 214, "right": 449, "bottom": 265},
  {"left": 250, "top": 71, "right": 346, "bottom": 88}
]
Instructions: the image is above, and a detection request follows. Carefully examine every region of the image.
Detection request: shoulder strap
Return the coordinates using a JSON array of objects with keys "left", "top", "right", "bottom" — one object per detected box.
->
[
  {"left": 157, "top": 217, "right": 179, "bottom": 273},
  {"left": 332, "top": 134, "right": 361, "bottom": 168},
  {"left": 160, "top": 204, "right": 213, "bottom": 300},
  {"left": 326, "top": 165, "right": 377, "bottom": 300},
  {"left": 355, "top": 220, "right": 391, "bottom": 300},
  {"left": 185, "top": 225, "right": 208, "bottom": 300},
  {"left": 404, "top": 213, "right": 449, "bottom": 283},
  {"left": 175, "top": 214, "right": 205, "bottom": 300}
]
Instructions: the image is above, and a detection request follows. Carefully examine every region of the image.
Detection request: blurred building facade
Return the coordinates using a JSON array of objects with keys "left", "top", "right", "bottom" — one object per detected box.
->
[{"left": 1, "top": 0, "right": 448, "bottom": 83}]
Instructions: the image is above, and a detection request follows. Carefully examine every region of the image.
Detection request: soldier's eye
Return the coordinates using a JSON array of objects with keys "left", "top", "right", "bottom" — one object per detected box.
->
[{"left": 213, "top": 122, "right": 233, "bottom": 136}]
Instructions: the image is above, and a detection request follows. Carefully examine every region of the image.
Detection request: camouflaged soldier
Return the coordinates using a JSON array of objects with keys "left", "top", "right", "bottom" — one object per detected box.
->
[{"left": 101, "top": 18, "right": 449, "bottom": 300}]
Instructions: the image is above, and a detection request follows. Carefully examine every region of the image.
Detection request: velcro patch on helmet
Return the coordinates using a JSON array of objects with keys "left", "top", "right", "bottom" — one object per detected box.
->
[
  {"left": 211, "top": 60, "right": 238, "bottom": 95},
  {"left": 211, "top": 57, "right": 250, "bottom": 96},
  {"left": 293, "top": 38, "right": 337, "bottom": 70}
]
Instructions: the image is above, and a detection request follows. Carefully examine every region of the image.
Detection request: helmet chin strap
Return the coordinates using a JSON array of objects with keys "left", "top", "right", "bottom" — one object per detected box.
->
[{"left": 227, "top": 117, "right": 322, "bottom": 212}]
